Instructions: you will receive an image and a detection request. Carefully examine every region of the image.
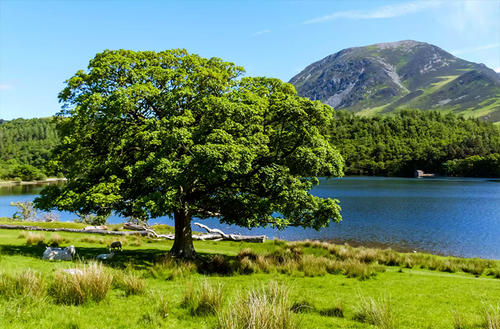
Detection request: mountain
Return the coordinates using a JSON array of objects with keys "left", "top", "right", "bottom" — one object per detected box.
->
[{"left": 290, "top": 40, "right": 500, "bottom": 122}]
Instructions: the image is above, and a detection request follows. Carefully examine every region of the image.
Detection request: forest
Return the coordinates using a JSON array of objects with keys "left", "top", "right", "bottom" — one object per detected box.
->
[
  {"left": 0, "top": 118, "right": 59, "bottom": 181},
  {"left": 1, "top": 110, "right": 500, "bottom": 180},
  {"left": 329, "top": 110, "right": 500, "bottom": 177}
]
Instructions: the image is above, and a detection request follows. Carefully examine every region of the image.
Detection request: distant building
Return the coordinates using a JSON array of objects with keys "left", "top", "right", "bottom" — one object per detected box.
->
[{"left": 414, "top": 170, "right": 435, "bottom": 178}]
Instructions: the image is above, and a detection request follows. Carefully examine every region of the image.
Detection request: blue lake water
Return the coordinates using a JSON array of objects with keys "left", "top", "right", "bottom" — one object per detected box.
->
[{"left": 1, "top": 177, "right": 499, "bottom": 259}]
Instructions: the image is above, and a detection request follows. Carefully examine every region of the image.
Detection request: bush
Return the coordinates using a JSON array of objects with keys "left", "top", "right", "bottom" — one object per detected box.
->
[
  {"left": 39, "top": 212, "right": 60, "bottom": 222},
  {"left": 49, "top": 262, "right": 113, "bottom": 305},
  {"left": 217, "top": 281, "right": 297, "bottom": 329},
  {"left": 75, "top": 214, "right": 109, "bottom": 226},
  {"left": 10, "top": 201, "right": 37, "bottom": 221}
]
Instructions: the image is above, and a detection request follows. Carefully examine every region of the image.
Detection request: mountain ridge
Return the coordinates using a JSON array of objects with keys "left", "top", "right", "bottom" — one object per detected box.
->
[{"left": 289, "top": 40, "right": 500, "bottom": 122}]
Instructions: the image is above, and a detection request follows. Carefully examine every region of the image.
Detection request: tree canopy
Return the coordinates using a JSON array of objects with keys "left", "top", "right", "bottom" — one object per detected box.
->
[
  {"left": 0, "top": 118, "right": 59, "bottom": 180},
  {"left": 34, "top": 49, "right": 344, "bottom": 258},
  {"left": 329, "top": 110, "right": 500, "bottom": 177}
]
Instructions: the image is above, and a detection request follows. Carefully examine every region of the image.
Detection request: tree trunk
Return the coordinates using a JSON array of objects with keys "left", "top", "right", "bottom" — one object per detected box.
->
[{"left": 170, "top": 208, "right": 196, "bottom": 259}]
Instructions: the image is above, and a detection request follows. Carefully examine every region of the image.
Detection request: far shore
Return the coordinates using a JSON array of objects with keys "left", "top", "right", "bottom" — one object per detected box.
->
[{"left": 0, "top": 177, "right": 67, "bottom": 187}]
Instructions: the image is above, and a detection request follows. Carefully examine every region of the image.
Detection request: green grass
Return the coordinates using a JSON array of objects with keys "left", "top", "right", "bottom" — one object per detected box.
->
[{"left": 0, "top": 222, "right": 499, "bottom": 328}]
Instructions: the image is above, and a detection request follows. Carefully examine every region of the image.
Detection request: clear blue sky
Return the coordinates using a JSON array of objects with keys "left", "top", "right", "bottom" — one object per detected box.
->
[{"left": 1, "top": 0, "right": 499, "bottom": 120}]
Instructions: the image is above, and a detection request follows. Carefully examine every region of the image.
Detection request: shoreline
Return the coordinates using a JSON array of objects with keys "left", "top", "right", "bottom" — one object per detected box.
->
[{"left": 0, "top": 177, "right": 67, "bottom": 187}]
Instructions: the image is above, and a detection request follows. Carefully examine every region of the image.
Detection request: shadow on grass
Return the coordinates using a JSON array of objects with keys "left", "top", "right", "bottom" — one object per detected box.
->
[{"left": 0, "top": 243, "right": 237, "bottom": 273}]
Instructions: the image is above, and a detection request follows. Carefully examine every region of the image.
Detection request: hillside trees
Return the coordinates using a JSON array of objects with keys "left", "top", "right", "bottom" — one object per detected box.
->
[
  {"left": 329, "top": 110, "right": 500, "bottom": 177},
  {"left": 0, "top": 118, "right": 59, "bottom": 180}
]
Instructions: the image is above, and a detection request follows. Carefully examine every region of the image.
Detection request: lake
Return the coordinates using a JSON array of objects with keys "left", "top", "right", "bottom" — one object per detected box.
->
[{"left": 1, "top": 177, "right": 499, "bottom": 259}]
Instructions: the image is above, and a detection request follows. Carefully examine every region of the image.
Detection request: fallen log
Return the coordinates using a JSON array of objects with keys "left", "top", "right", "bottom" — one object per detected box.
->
[
  {"left": 193, "top": 222, "right": 266, "bottom": 243},
  {"left": 0, "top": 224, "right": 148, "bottom": 236},
  {"left": 0, "top": 223, "right": 267, "bottom": 242}
]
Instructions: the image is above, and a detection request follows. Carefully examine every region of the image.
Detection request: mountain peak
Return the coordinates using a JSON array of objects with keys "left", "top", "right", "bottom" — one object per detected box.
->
[{"left": 289, "top": 41, "right": 500, "bottom": 122}]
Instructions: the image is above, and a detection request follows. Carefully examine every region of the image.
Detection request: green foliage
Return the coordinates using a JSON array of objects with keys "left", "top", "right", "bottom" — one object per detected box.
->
[
  {"left": 442, "top": 153, "right": 500, "bottom": 177},
  {"left": 0, "top": 118, "right": 59, "bottom": 180},
  {"left": 10, "top": 201, "right": 37, "bottom": 221},
  {"left": 75, "top": 213, "right": 109, "bottom": 226},
  {"left": 34, "top": 48, "right": 344, "bottom": 257},
  {"left": 330, "top": 110, "right": 500, "bottom": 176}
]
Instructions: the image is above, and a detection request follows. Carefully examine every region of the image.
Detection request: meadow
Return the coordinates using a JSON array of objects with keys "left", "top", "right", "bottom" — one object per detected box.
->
[{"left": 0, "top": 219, "right": 499, "bottom": 329}]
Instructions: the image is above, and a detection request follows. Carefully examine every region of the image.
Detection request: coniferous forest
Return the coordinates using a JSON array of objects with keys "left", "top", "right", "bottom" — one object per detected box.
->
[{"left": 1, "top": 110, "right": 500, "bottom": 180}]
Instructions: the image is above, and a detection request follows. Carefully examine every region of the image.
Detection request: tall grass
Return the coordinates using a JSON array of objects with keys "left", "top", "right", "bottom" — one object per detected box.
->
[
  {"left": 217, "top": 281, "right": 298, "bottom": 329},
  {"left": 236, "top": 247, "right": 385, "bottom": 280},
  {"left": 80, "top": 236, "right": 106, "bottom": 244},
  {"left": 149, "top": 255, "right": 197, "bottom": 280},
  {"left": 25, "top": 232, "right": 45, "bottom": 246},
  {"left": 483, "top": 305, "right": 500, "bottom": 329},
  {"left": 353, "top": 296, "right": 396, "bottom": 329},
  {"left": 113, "top": 271, "right": 146, "bottom": 296},
  {"left": 181, "top": 279, "right": 224, "bottom": 316},
  {"left": 292, "top": 240, "right": 498, "bottom": 278},
  {"left": 0, "top": 269, "right": 45, "bottom": 299},
  {"left": 452, "top": 310, "right": 470, "bottom": 329},
  {"left": 49, "top": 262, "right": 113, "bottom": 305}
]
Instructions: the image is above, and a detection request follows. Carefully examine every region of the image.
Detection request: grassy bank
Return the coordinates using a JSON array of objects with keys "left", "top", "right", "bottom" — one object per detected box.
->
[{"left": 0, "top": 219, "right": 499, "bottom": 328}]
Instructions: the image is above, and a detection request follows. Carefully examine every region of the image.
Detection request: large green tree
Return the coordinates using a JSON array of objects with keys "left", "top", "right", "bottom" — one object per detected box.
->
[{"left": 34, "top": 49, "right": 344, "bottom": 258}]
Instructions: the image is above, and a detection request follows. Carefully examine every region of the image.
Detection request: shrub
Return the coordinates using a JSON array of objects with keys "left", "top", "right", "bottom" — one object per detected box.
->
[
  {"left": 353, "top": 296, "right": 396, "bottom": 329},
  {"left": 217, "top": 281, "right": 297, "bottom": 329},
  {"left": 10, "top": 201, "right": 37, "bottom": 220},
  {"left": 486, "top": 267, "right": 500, "bottom": 279},
  {"left": 49, "top": 262, "right": 113, "bottom": 305},
  {"left": 39, "top": 212, "right": 60, "bottom": 222},
  {"left": 75, "top": 214, "right": 109, "bottom": 226},
  {"left": 182, "top": 279, "right": 224, "bottom": 316}
]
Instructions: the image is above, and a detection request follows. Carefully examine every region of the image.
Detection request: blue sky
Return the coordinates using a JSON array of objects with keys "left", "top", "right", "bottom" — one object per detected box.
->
[{"left": 1, "top": 0, "right": 499, "bottom": 120}]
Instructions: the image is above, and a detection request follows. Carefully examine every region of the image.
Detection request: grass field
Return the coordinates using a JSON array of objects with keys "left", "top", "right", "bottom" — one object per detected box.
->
[{"left": 0, "top": 219, "right": 499, "bottom": 329}]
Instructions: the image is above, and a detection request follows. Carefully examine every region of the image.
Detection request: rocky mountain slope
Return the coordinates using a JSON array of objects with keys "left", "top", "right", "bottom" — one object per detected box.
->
[{"left": 290, "top": 40, "right": 500, "bottom": 122}]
